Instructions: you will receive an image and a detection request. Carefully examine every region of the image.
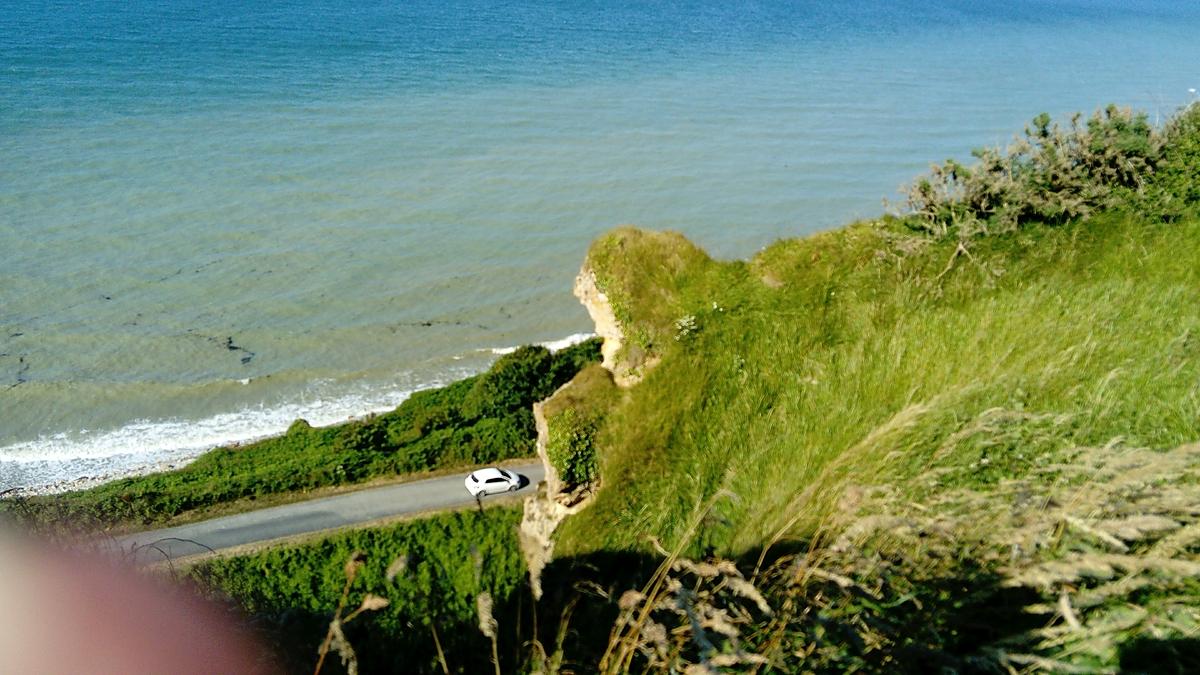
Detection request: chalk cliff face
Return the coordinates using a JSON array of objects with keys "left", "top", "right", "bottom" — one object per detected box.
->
[
  {"left": 523, "top": 231, "right": 705, "bottom": 593},
  {"left": 573, "top": 264, "right": 662, "bottom": 387},
  {"left": 531, "top": 395, "right": 562, "bottom": 498},
  {"left": 520, "top": 379, "right": 591, "bottom": 599},
  {"left": 521, "top": 265, "right": 627, "bottom": 597},
  {"left": 573, "top": 266, "right": 628, "bottom": 383}
]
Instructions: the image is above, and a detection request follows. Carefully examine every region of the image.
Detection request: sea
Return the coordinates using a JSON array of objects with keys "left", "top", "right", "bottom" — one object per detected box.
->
[{"left": 3, "top": 0, "right": 1199, "bottom": 491}]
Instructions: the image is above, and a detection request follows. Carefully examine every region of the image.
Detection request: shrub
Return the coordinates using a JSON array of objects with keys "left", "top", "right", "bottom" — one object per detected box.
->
[
  {"left": 546, "top": 407, "right": 600, "bottom": 487},
  {"left": 543, "top": 364, "right": 618, "bottom": 490},
  {"left": 334, "top": 415, "right": 388, "bottom": 454},
  {"left": 462, "top": 346, "right": 555, "bottom": 418},
  {"left": 904, "top": 105, "right": 1173, "bottom": 237},
  {"left": 1146, "top": 102, "right": 1200, "bottom": 215}
]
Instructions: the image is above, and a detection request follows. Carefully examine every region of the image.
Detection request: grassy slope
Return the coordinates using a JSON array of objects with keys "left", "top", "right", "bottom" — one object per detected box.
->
[
  {"left": 537, "top": 105, "right": 1200, "bottom": 672},
  {"left": 5, "top": 339, "right": 599, "bottom": 531},
  {"left": 186, "top": 507, "right": 526, "bottom": 674},
  {"left": 559, "top": 213, "right": 1200, "bottom": 559}
]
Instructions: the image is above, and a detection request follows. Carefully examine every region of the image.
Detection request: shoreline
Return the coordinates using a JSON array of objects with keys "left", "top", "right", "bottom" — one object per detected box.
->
[
  {"left": 2, "top": 459, "right": 190, "bottom": 499},
  {"left": 1, "top": 332, "right": 596, "bottom": 497}
]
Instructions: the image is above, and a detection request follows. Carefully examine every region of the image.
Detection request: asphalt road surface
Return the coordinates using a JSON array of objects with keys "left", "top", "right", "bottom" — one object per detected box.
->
[{"left": 116, "top": 461, "right": 544, "bottom": 564}]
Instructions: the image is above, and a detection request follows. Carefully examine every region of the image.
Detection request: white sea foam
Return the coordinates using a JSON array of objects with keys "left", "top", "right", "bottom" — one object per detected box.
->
[
  {"left": 0, "top": 333, "right": 596, "bottom": 492},
  {"left": 0, "top": 375, "right": 463, "bottom": 492},
  {"left": 488, "top": 332, "right": 596, "bottom": 356}
]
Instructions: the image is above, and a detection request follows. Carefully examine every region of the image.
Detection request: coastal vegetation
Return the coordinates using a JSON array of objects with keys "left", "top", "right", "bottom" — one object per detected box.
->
[
  {"left": 13, "top": 104, "right": 1200, "bottom": 673},
  {"left": 543, "top": 364, "right": 619, "bottom": 490},
  {"left": 905, "top": 104, "right": 1200, "bottom": 235},
  {"left": 186, "top": 508, "right": 526, "bottom": 674},
  {"left": 558, "top": 104, "right": 1200, "bottom": 559},
  {"left": 529, "top": 103, "right": 1200, "bottom": 671},
  {"left": 3, "top": 339, "right": 600, "bottom": 531},
  {"left": 182, "top": 104, "right": 1200, "bottom": 674}
]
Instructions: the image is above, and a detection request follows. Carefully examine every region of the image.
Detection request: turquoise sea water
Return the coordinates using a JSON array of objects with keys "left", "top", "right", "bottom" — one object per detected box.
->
[{"left": 3, "top": 0, "right": 1199, "bottom": 490}]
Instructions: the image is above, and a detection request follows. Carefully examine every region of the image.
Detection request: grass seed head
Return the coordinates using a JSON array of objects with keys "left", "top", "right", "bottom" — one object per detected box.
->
[{"left": 476, "top": 591, "right": 498, "bottom": 639}]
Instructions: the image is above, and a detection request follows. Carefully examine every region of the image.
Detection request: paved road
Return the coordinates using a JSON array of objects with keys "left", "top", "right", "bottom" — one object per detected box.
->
[{"left": 116, "top": 462, "right": 543, "bottom": 564}]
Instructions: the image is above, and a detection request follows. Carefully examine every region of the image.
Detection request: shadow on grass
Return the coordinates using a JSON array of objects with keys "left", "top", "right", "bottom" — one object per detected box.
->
[
  {"left": 222, "top": 603, "right": 505, "bottom": 674},
  {"left": 197, "top": 538, "right": 1194, "bottom": 674},
  {"left": 1120, "top": 637, "right": 1200, "bottom": 675},
  {"left": 216, "top": 548, "right": 1045, "bottom": 674},
  {"left": 524, "top": 547, "right": 1050, "bottom": 674},
  {"left": 203, "top": 550, "right": 656, "bottom": 674}
]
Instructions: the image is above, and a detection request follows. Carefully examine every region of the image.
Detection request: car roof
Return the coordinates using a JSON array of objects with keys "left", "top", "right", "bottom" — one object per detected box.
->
[{"left": 471, "top": 467, "right": 510, "bottom": 480}]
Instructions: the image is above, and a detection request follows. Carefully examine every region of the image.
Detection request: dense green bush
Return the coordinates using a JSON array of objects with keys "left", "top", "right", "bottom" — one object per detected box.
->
[
  {"left": 462, "top": 346, "right": 554, "bottom": 418},
  {"left": 6, "top": 338, "right": 602, "bottom": 530},
  {"left": 542, "top": 365, "right": 617, "bottom": 490},
  {"left": 905, "top": 104, "right": 1200, "bottom": 237},
  {"left": 1151, "top": 103, "right": 1200, "bottom": 210},
  {"left": 546, "top": 407, "right": 600, "bottom": 487}
]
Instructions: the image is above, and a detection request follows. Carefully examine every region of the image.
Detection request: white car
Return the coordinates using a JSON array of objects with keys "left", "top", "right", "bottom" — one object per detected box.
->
[{"left": 464, "top": 467, "right": 523, "bottom": 497}]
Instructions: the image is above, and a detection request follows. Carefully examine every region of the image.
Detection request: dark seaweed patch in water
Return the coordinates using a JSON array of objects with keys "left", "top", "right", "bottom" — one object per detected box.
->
[
  {"left": 219, "top": 336, "right": 255, "bottom": 365},
  {"left": 7, "top": 355, "right": 30, "bottom": 389}
]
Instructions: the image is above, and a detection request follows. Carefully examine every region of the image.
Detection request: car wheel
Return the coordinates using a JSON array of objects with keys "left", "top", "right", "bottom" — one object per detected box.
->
[{"left": 509, "top": 484, "right": 519, "bottom": 492}]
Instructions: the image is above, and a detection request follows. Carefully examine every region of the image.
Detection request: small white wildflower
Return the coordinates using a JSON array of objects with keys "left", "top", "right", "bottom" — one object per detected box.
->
[{"left": 674, "top": 314, "right": 698, "bottom": 340}]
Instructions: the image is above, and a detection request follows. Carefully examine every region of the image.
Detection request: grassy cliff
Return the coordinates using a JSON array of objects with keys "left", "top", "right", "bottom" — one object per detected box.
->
[
  {"left": 561, "top": 212, "right": 1200, "bottom": 558},
  {"left": 558, "top": 105, "right": 1200, "bottom": 557},
  {"left": 528, "top": 105, "right": 1200, "bottom": 672}
]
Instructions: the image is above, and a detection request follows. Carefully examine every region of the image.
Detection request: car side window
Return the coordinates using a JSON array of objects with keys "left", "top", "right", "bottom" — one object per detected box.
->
[{"left": 486, "top": 477, "right": 504, "bottom": 483}]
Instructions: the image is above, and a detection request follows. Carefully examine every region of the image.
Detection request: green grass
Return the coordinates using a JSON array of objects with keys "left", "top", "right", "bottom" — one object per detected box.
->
[
  {"left": 556, "top": 108, "right": 1200, "bottom": 560},
  {"left": 169, "top": 104, "right": 1200, "bottom": 673},
  {"left": 5, "top": 339, "right": 600, "bottom": 531},
  {"left": 561, "top": 214, "right": 1200, "bottom": 558},
  {"left": 186, "top": 507, "right": 527, "bottom": 674},
  {"left": 531, "top": 106, "right": 1200, "bottom": 673}
]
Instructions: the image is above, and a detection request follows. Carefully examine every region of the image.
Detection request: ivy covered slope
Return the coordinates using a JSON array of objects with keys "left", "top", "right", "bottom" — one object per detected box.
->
[
  {"left": 6, "top": 339, "right": 599, "bottom": 531},
  {"left": 555, "top": 104, "right": 1200, "bottom": 559}
]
